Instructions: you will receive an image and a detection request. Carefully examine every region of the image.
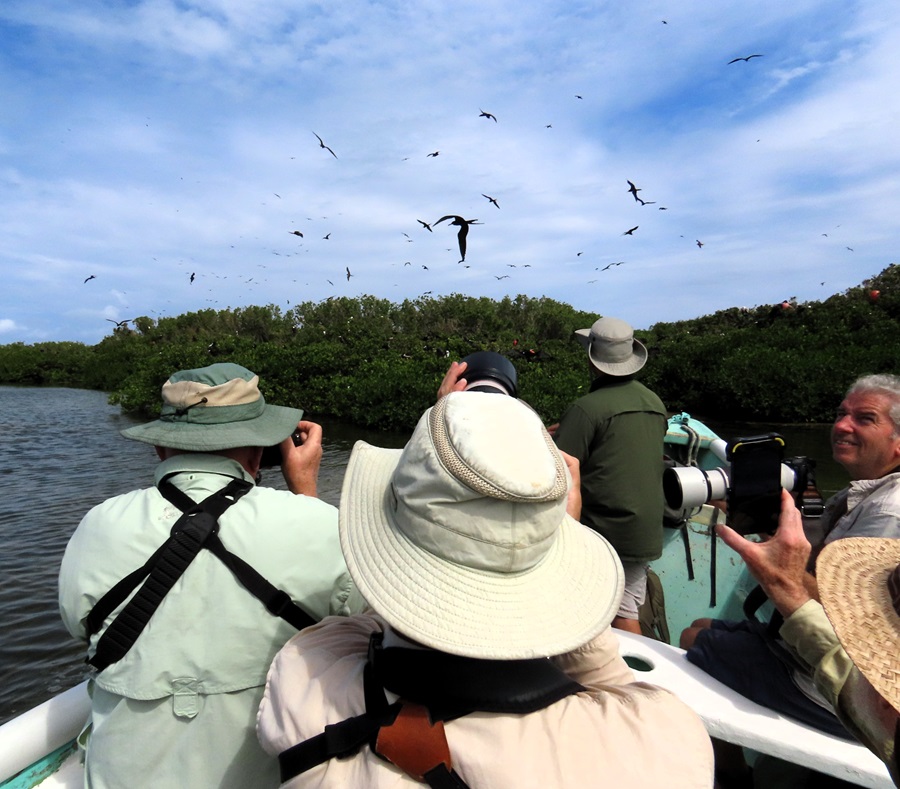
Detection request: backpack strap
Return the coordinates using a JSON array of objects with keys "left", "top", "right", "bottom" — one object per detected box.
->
[
  {"left": 278, "top": 632, "right": 585, "bottom": 785},
  {"left": 375, "top": 703, "right": 469, "bottom": 789},
  {"left": 87, "top": 477, "right": 251, "bottom": 672},
  {"left": 86, "top": 474, "right": 317, "bottom": 672},
  {"left": 154, "top": 479, "right": 316, "bottom": 631}
]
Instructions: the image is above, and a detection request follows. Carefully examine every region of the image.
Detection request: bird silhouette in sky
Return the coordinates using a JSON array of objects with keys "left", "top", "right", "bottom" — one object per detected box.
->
[
  {"left": 427, "top": 151, "right": 440, "bottom": 157},
  {"left": 495, "top": 275, "right": 510, "bottom": 280},
  {"left": 313, "top": 132, "right": 337, "bottom": 158},
  {"left": 482, "top": 194, "right": 500, "bottom": 209},
  {"left": 323, "top": 233, "right": 331, "bottom": 240},
  {"left": 83, "top": 275, "right": 96, "bottom": 283},
  {"left": 417, "top": 219, "right": 433, "bottom": 232},
  {"left": 346, "top": 267, "right": 352, "bottom": 281},
  {"left": 435, "top": 215, "right": 482, "bottom": 262},
  {"left": 626, "top": 180, "right": 642, "bottom": 202},
  {"left": 190, "top": 272, "right": 196, "bottom": 283},
  {"left": 479, "top": 109, "right": 497, "bottom": 122},
  {"left": 623, "top": 226, "right": 639, "bottom": 236},
  {"left": 636, "top": 197, "right": 656, "bottom": 206},
  {"left": 106, "top": 318, "right": 134, "bottom": 328},
  {"left": 696, "top": 240, "right": 704, "bottom": 248},
  {"left": 728, "top": 54, "right": 763, "bottom": 64},
  {"left": 575, "top": 94, "right": 583, "bottom": 99},
  {"left": 289, "top": 230, "right": 303, "bottom": 237},
  {"left": 326, "top": 279, "right": 334, "bottom": 286}
]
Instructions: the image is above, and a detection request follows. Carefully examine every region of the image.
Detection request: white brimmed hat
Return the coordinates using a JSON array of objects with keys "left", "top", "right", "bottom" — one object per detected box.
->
[
  {"left": 339, "top": 392, "right": 624, "bottom": 659},
  {"left": 574, "top": 316, "right": 647, "bottom": 376},
  {"left": 817, "top": 537, "right": 900, "bottom": 715},
  {"left": 121, "top": 362, "right": 303, "bottom": 451}
]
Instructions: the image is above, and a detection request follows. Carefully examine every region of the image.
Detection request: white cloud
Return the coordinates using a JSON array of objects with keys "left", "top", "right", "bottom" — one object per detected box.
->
[{"left": 0, "top": 1, "right": 898, "bottom": 343}]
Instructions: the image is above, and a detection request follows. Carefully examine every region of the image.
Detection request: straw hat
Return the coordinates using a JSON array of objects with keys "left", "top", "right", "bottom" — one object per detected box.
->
[
  {"left": 817, "top": 537, "right": 900, "bottom": 714},
  {"left": 121, "top": 362, "right": 303, "bottom": 451},
  {"left": 338, "top": 391, "right": 623, "bottom": 659},
  {"left": 574, "top": 317, "right": 647, "bottom": 376}
]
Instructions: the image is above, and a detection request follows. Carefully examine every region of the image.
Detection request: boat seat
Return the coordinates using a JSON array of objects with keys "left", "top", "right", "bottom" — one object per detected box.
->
[{"left": 616, "top": 631, "right": 894, "bottom": 788}]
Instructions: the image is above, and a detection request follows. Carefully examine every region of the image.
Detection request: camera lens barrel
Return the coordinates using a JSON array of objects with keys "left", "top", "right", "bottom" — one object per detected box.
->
[
  {"left": 663, "top": 465, "right": 729, "bottom": 510},
  {"left": 460, "top": 351, "right": 518, "bottom": 398}
]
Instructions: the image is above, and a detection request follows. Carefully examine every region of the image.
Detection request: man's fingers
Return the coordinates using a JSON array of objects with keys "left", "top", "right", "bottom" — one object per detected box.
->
[{"left": 716, "top": 522, "right": 755, "bottom": 560}]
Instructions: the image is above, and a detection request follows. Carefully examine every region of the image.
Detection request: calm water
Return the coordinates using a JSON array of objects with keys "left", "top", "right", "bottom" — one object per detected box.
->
[
  {"left": 0, "top": 386, "right": 845, "bottom": 725},
  {"left": 0, "top": 386, "right": 408, "bottom": 725}
]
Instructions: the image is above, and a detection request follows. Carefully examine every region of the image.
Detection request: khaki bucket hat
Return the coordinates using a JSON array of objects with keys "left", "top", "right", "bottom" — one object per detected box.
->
[
  {"left": 574, "top": 316, "right": 647, "bottom": 376},
  {"left": 120, "top": 362, "right": 302, "bottom": 451}
]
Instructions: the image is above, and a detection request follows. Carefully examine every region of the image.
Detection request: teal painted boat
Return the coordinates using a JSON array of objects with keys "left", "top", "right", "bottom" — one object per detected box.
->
[{"left": 654, "top": 412, "right": 766, "bottom": 643}]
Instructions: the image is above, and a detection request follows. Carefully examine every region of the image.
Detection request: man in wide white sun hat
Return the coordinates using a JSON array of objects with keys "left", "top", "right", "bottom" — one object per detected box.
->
[{"left": 258, "top": 391, "right": 713, "bottom": 788}]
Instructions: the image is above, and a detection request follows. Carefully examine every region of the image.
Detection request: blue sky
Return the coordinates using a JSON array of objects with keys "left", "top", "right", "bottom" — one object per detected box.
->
[{"left": 1, "top": 0, "right": 898, "bottom": 344}]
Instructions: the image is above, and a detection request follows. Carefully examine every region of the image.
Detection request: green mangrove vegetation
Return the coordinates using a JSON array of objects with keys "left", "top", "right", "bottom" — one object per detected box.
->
[{"left": 2, "top": 266, "right": 899, "bottom": 431}]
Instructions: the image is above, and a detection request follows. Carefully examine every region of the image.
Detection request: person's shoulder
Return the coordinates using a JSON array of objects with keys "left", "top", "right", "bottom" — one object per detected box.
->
[
  {"left": 78, "top": 486, "right": 155, "bottom": 523},
  {"left": 252, "top": 486, "right": 338, "bottom": 516},
  {"left": 598, "top": 680, "right": 711, "bottom": 749}
]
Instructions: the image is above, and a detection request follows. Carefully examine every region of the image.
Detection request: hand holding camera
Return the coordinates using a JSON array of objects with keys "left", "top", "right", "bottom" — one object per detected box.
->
[
  {"left": 280, "top": 421, "right": 324, "bottom": 497},
  {"left": 716, "top": 489, "right": 814, "bottom": 617}
]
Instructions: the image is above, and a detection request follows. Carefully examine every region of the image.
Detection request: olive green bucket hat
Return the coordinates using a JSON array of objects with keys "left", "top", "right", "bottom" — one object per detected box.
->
[{"left": 120, "top": 363, "right": 303, "bottom": 451}]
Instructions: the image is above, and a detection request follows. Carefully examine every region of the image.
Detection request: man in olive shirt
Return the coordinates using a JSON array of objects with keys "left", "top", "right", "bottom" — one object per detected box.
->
[{"left": 554, "top": 317, "right": 667, "bottom": 634}]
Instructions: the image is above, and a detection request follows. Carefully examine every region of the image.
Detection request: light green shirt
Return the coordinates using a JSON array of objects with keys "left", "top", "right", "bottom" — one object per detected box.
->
[{"left": 60, "top": 453, "right": 364, "bottom": 788}]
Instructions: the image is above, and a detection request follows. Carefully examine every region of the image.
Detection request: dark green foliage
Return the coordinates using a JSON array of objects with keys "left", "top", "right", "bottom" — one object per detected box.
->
[{"left": 3, "top": 267, "right": 900, "bottom": 429}]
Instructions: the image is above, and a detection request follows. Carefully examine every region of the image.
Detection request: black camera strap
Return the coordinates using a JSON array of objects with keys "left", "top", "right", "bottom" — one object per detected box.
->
[
  {"left": 87, "top": 478, "right": 251, "bottom": 672},
  {"left": 87, "top": 476, "right": 315, "bottom": 673}
]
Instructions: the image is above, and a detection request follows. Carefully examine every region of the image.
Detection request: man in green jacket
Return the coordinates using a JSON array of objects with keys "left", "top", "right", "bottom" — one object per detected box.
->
[{"left": 554, "top": 317, "right": 667, "bottom": 634}]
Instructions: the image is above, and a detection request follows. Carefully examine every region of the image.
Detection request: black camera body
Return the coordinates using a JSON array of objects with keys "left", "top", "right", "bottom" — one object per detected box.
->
[{"left": 259, "top": 429, "right": 304, "bottom": 468}]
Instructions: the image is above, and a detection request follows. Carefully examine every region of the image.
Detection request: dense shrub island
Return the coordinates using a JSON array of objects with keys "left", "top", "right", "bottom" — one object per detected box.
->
[{"left": 2, "top": 267, "right": 900, "bottom": 431}]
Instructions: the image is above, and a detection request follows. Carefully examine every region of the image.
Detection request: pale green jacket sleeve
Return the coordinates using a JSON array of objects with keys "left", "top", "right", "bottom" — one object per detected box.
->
[
  {"left": 779, "top": 599, "right": 854, "bottom": 710},
  {"left": 781, "top": 600, "right": 896, "bottom": 783}
]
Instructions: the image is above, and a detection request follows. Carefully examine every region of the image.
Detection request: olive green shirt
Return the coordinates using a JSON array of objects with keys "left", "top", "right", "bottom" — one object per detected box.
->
[{"left": 554, "top": 377, "right": 667, "bottom": 563}]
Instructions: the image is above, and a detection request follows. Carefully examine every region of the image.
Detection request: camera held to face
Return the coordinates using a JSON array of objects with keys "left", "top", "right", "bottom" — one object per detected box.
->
[{"left": 259, "top": 428, "right": 304, "bottom": 468}]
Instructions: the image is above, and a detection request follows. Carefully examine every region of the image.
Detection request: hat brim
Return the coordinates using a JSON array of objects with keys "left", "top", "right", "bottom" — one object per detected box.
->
[
  {"left": 574, "top": 329, "right": 648, "bottom": 376},
  {"left": 817, "top": 537, "right": 900, "bottom": 715},
  {"left": 120, "top": 403, "right": 303, "bottom": 451},
  {"left": 339, "top": 441, "right": 624, "bottom": 659}
]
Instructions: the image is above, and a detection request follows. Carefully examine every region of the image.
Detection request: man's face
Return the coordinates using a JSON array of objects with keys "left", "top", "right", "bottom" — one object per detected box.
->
[{"left": 832, "top": 391, "right": 900, "bottom": 480}]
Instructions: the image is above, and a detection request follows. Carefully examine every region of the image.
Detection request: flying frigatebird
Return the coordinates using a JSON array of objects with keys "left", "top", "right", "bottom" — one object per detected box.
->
[{"left": 434, "top": 215, "right": 482, "bottom": 262}]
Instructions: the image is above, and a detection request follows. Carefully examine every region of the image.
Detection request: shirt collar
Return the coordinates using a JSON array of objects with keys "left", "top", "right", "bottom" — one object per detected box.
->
[
  {"left": 847, "top": 471, "right": 900, "bottom": 512},
  {"left": 153, "top": 452, "right": 256, "bottom": 487}
]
